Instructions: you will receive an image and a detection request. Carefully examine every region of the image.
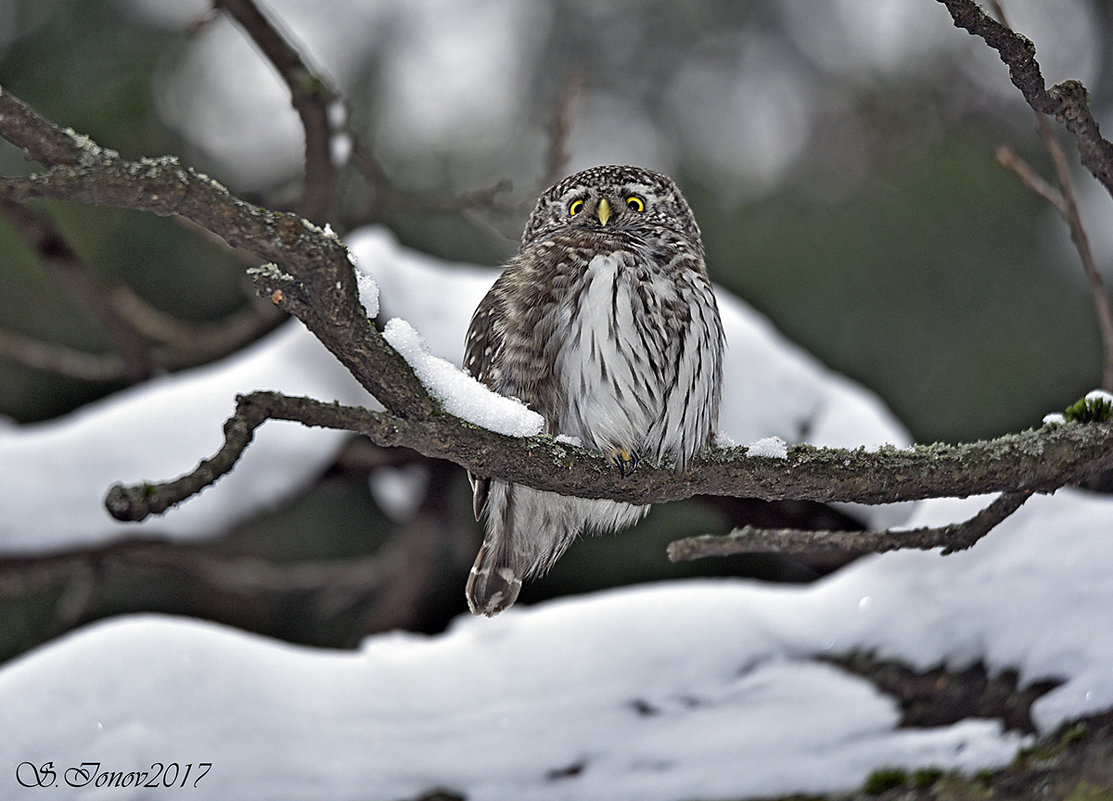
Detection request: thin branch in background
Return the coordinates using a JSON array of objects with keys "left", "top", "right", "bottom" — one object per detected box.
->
[
  {"left": 1035, "top": 120, "right": 1113, "bottom": 391},
  {"left": 0, "top": 198, "right": 285, "bottom": 383},
  {"left": 356, "top": 460, "right": 459, "bottom": 635},
  {"left": 0, "top": 328, "right": 131, "bottom": 381},
  {"left": 989, "top": 0, "right": 1113, "bottom": 390},
  {"left": 0, "top": 535, "right": 410, "bottom": 645},
  {"left": 214, "top": 0, "right": 337, "bottom": 221},
  {"left": 213, "top": 0, "right": 334, "bottom": 220},
  {"left": 0, "top": 200, "right": 153, "bottom": 380},
  {"left": 667, "top": 490, "right": 1033, "bottom": 562},
  {"left": 939, "top": 0, "right": 1113, "bottom": 199},
  {"left": 541, "top": 70, "right": 583, "bottom": 191},
  {"left": 0, "top": 88, "right": 438, "bottom": 417},
  {"left": 346, "top": 134, "right": 514, "bottom": 219},
  {"left": 109, "top": 286, "right": 284, "bottom": 357},
  {"left": 995, "top": 145, "right": 1065, "bottom": 214},
  {"left": 214, "top": 0, "right": 514, "bottom": 222}
]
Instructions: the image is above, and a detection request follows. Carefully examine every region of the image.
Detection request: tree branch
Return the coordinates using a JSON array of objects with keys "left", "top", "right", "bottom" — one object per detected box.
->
[
  {"left": 0, "top": 85, "right": 435, "bottom": 420},
  {"left": 985, "top": 0, "right": 1113, "bottom": 391},
  {"left": 213, "top": 0, "right": 337, "bottom": 221},
  {"left": 104, "top": 390, "right": 1113, "bottom": 525},
  {"left": 3, "top": 83, "right": 1109, "bottom": 561},
  {"left": 0, "top": 328, "right": 132, "bottom": 381},
  {"left": 938, "top": 0, "right": 1113, "bottom": 200},
  {"left": 667, "top": 490, "right": 1032, "bottom": 561},
  {"left": 0, "top": 200, "right": 154, "bottom": 380}
]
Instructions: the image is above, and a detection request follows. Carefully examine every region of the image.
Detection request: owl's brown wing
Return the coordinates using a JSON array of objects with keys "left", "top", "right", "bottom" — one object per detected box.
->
[{"left": 463, "top": 288, "right": 503, "bottom": 520}]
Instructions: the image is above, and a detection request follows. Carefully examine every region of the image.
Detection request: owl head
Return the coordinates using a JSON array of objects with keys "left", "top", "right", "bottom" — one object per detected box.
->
[{"left": 520, "top": 164, "right": 702, "bottom": 253}]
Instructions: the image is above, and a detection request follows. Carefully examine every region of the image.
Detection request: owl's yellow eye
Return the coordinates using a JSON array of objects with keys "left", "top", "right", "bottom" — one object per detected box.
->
[
  {"left": 569, "top": 199, "right": 585, "bottom": 216},
  {"left": 626, "top": 195, "right": 646, "bottom": 212}
]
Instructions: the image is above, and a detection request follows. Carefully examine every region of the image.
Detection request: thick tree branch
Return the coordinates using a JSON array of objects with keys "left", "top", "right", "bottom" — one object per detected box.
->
[
  {"left": 938, "top": 0, "right": 1113, "bottom": 200},
  {"left": 104, "top": 390, "right": 1113, "bottom": 524}
]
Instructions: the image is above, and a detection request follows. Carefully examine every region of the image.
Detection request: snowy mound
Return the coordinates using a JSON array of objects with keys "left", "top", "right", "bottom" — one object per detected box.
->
[{"left": 3, "top": 490, "right": 1112, "bottom": 800}]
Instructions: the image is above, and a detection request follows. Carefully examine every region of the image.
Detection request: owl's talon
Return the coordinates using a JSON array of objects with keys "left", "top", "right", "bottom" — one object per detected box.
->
[{"left": 610, "top": 448, "right": 639, "bottom": 478}]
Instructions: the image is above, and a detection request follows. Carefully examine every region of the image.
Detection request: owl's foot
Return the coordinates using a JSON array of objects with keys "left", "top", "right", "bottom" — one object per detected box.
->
[{"left": 608, "top": 447, "right": 640, "bottom": 478}]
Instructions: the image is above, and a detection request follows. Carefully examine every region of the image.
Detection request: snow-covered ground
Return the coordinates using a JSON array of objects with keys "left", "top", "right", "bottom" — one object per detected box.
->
[{"left": 3, "top": 228, "right": 1111, "bottom": 800}]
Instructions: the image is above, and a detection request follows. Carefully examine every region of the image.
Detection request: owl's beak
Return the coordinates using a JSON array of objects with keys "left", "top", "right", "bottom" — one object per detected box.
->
[{"left": 595, "top": 197, "right": 612, "bottom": 226}]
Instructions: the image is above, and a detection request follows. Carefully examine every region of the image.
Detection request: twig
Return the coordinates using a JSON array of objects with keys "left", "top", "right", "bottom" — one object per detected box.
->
[
  {"left": 0, "top": 328, "right": 128, "bottom": 381},
  {"left": 214, "top": 0, "right": 337, "bottom": 221},
  {"left": 0, "top": 200, "right": 153, "bottom": 380},
  {"left": 0, "top": 315, "right": 285, "bottom": 383},
  {"left": 357, "top": 460, "right": 458, "bottom": 633},
  {"left": 103, "top": 391, "right": 1113, "bottom": 530},
  {"left": 995, "top": 145, "right": 1067, "bottom": 215},
  {"left": 109, "top": 287, "right": 284, "bottom": 354},
  {"left": 1035, "top": 119, "right": 1113, "bottom": 390},
  {"left": 989, "top": 0, "right": 1113, "bottom": 390},
  {"left": 938, "top": 0, "right": 1113, "bottom": 199},
  {"left": 542, "top": 70, "right": 583, "bottom": 190},
  {"left": 667, "top": 490, "right": 1032, "bottom": 561}
]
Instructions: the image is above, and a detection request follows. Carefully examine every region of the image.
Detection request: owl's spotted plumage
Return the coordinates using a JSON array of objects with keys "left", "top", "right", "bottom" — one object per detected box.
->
[{"left": 463, "top": 165, "right": 724, "bottom": 616}]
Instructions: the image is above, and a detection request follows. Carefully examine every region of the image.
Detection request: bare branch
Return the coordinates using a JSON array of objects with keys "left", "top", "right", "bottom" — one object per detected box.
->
[
  {"left": 995, "top": 143, "right": 1113, "bottom": 378},
  {"left": 988, "top": 0, "right": 1113, "bottom": 389},
  {"left": 104, "top": 390, "right": 1113, "bottom": 529},
  {"left": 109, "top": 287, "right": 284, "bottom": 356},
  {"left": 938, "top": 0, "right": 1113, "bottom": 200},
  {"left": 995, "top": 145, "right": 1067, "bottom": 215},
  {"left": 0, "top": 201, "right": 154, "bottom": 380},
  {"left": 214, "top": 0, "right": 336, "bottom": 221},
  {"left": 667, "top": 490, "right": 1032, "bottom": 561},
  {"left": 542, "top": 71, "right": 583, "bottom": 190},
  {"left": 1033, "top": 121, "right": 1113, "bottom": 391},
  {"left": 0, "top": 328, "right": 130, "bottom": 381},
  {"left": 0, "top": 86, "right": 435, "bottom": 419}
]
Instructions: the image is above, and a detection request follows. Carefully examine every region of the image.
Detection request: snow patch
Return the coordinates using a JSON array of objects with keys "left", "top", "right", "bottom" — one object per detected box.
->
[
  {"left": 746, "top": 435, "right": 788, "bottom": 459},
  {"left": 10, "top": 487, "right": 1113, "bottom": 799},
  {"left": 382, "top": 318, "right": 544, "bottom": 438},
  {"left": 353, "top": 252, "right": 380, "bottom": 319}
]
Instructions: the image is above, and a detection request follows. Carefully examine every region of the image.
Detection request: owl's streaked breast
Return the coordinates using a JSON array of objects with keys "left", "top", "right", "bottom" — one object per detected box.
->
[{"left": 558, "top": 250, "right": 663, "bottom": 451}]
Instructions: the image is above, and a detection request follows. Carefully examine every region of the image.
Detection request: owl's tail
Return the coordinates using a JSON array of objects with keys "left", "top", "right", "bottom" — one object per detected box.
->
[
  {"left": 466, "top": 541, "right": 523, "bottom": 617},
  {"left": 465, "top": 480, "right": 647, "bottom": 616}
]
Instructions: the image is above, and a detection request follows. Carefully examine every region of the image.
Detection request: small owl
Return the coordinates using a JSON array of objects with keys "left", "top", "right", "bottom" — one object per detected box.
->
[{"left": 463, "top": 165, "right": 724, "bottom": 616}]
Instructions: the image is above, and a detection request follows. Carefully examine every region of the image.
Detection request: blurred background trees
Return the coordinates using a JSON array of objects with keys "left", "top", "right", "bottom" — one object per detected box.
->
[{"left": 1, "top": 0, "right": 1109, "bottom": 658}]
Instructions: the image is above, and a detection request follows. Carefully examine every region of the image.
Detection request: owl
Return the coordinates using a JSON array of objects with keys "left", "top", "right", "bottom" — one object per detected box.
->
[{"left": 463, "top": 164, "right": 724, "bottom": 616}]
